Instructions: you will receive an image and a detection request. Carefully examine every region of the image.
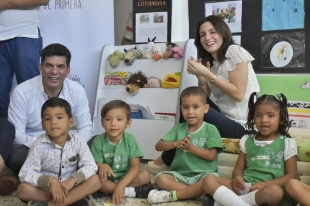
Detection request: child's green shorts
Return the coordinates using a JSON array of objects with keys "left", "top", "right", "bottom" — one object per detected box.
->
[{"left": 156, "top": 171, "right": 219, "bottom": 185}]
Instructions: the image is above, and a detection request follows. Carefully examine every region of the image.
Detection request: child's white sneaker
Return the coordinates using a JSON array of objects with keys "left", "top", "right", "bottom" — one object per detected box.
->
[
  {"left": 27, "top": 201, "right": 48, "bottom": 206},
  {"left": 148, "top": 189, "right": 174, "bottom": 203}
]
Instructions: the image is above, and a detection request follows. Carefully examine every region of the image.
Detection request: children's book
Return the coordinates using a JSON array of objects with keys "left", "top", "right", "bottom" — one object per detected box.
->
[{"left": 104, "top": 71, "right": 130, "bottom": 86}]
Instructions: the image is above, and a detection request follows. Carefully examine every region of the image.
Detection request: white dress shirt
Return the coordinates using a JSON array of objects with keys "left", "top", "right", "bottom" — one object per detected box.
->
[
  {"left": 19, "top": 133, "right": 98, "bottom": 187},
  {"left": 8, "top": 75, "right": 93, "bottom": 148}
]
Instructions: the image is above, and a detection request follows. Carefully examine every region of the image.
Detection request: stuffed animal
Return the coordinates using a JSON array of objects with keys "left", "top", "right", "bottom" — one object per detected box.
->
[
  {"left": 162, "top": 42, "right": 178, "bottom": 59},
  {"left": 143, "top": 37, "right": 156, "bottom": 59},
  {"left": 169, "top": 47, "right": 184, "bottom": 60},
  {"left": 152, "top": 44, "right": 163, "bottom": 61},
  {"left": 161, "top": 72, "right": 181, "bottom": 88},
  {"left": 147, "top": 76, "right": 162, "bottom": 88},
  {"left": 126, "top": 71, "right": 148, "bottom": 95},
  {"left": 108, "top": 50, "right": 124, "bottom": 68},
  {"left": 124, "top": 46, "right": 143, "bottom": 66}
]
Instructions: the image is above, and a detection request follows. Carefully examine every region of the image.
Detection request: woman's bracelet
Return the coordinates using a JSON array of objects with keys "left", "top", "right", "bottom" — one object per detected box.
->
[
  {"left": 198, "top": 81, "right": 207, "bottom": 86},
  {"left": 210, "top": 75, "right": 217, "bottom": 84}
]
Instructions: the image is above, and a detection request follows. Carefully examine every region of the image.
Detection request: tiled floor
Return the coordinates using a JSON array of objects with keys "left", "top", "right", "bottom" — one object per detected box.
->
[{"left": 0, "top": 161, "right": 202, "bottom": 206}]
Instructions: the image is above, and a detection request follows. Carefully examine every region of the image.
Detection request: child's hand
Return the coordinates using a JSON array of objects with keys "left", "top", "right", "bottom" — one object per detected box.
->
[
  {"left": 250, "top": 182, "right": 266, "bottom": 191},
  {"left": 60, "top": 177, "right": 76, "bottom": 196},
  {"left": 232, "top": 176, "right": 245, "bottom": 193},
  {"left": 49, "top": 177, "right": 66, "bottom": 205},
  {"left": 113, "top": 185, "right": 127, "bottom": 205},
  {"left": 178, "top": 135, "right": 191, "bottom": 150},
  {"left": 98, "top": 163, "right": 116, "bottom": 181}
]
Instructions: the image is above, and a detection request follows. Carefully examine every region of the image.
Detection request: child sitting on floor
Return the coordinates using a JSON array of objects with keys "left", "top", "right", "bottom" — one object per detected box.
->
[
  {"left": 148, "top": 86, "right": 223, "bottom": 204},
  {"left": 201, "top": 92, "right": 298, "bottom": 206},
  {"left": 18, "top": 97, "right": 100, "bottom": 206},
  {"left": 91, "top": 100, "right": 156, "bottom": 205}
]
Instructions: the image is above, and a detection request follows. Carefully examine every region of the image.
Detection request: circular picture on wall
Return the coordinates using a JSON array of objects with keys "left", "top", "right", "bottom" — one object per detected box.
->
[{"left": 270, "top": 41, "right": 293, "bottom": 68}]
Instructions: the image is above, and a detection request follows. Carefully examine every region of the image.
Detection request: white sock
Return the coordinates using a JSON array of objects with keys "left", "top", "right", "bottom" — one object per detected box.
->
[
  {"left": 239, "top": 190, "right": 258, "bottom": 205},
  {"left": 213, "top": 186, "right": 251, "bottom": 206},
  {"left": 124, "top": 187, "right": 136, "bottom": 198}
]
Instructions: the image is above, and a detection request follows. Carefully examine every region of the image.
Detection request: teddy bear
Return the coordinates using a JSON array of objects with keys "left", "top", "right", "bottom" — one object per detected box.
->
[
  {"left": 108, "top": 50, "right": 124, "bottom": 68},
  {"left": 162, "top": 42, "right": 178, "bottom": 59},
  {"left": 126, "top": 71, "right": 149, "bottom": 95},
  {"left": 147, "top": 76, "right": 162, "bottom": 88}
]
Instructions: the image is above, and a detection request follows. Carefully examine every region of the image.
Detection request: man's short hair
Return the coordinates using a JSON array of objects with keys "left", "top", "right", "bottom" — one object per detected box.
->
[{"left": 41, "top": 43, "right": 71, "bottom": 66}]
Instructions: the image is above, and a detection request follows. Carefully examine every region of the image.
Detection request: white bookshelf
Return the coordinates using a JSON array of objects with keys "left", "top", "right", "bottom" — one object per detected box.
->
[{"left": 92, "top": 39, "right": 198, "bottom": 159}]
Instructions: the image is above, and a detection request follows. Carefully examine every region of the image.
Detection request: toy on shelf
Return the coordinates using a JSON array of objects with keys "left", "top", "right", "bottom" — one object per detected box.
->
[
  {"left": 161, "top": 72, "right": 181, "bottom": 88},
  {"left": 162, "top": 42, "right": 178, "bottom": 59},
  {"left": 169, "top": 47, "right": 184, "bottom": 60},
  {"left": 126, "top": 71, "right": 148, "bottom": 95},
  {"left": 124, "top": 46, "right": 143, "bottom": 66},
  {"left": 143, "top": 37, "right": 156, "bottom": 59},
  {"left": 152, "top": 43, "right": 163, "bottom": 61},
  {"left": 147, "top": 76, "right": 162, "bottom": 88},
  {"left": 108, "top": 50, "right": 124, "bottom": 68}
]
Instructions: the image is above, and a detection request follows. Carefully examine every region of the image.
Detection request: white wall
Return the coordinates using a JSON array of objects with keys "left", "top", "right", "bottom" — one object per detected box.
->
[{"left": 114, "top": 0, "right": 189, "bottom": 45}]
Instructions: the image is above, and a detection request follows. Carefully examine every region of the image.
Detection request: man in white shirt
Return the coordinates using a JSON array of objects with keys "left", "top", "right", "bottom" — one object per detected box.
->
[
  {"left": 1, "top": 43, "right": 94, "bottom": 195},
  {"left": 0, "top": 0, "right": 50, "bottom": 119}
]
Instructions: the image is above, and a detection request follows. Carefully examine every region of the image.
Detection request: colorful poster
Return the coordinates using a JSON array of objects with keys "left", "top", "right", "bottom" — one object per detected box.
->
[
  {"left": 257, "top": 75, "right": 310, "bottom": 129},
  {"left": 205, "top": 1, "right": 242, "bottom": 33},
  {"left": 262, "top": 0, "right": 304, "bottom": 31},
  {"left": 261, "top": 32, "right": 305, "bottom": 69},
  {"left": 41, "top": 0, "right": 114, "bottom": 114}
]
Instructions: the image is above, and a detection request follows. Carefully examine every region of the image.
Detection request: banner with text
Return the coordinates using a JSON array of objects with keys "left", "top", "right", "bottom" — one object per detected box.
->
[{"left": 41, "top": 0, "right": 114, "bottom": 115}]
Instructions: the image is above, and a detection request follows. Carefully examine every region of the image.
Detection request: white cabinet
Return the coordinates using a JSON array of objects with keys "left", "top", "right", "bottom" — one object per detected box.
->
[{"left": 92, "top": 39, "right": 198, "bottom": 159}]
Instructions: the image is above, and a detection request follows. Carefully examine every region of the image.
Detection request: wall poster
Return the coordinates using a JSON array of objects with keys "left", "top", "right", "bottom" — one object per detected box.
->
[
  {"left": 133, "top": 0, "right": 172, "bottom": 43},
  {"left": 204, "top": 1, "right": 242, "bottom": 33}
]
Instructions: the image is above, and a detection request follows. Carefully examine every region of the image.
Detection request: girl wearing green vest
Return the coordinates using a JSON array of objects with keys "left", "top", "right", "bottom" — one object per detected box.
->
[{"left": 201, "top": 92, "right": 298, "bottom": 206}]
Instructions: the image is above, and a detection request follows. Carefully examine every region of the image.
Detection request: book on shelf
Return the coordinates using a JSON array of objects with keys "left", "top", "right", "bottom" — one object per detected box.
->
[
  {"left": 104, "top": 71, "right": 130, "bottom": 86},
  {"left": 128, "top": 104, "right": 154, "bottom": 120},
  {"left": 154, "top": 112, "right": 176, "bottom": 121}
]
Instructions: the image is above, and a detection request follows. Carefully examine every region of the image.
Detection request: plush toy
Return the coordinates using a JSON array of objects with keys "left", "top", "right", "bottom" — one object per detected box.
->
[
  {"left": 143, "top": 37, "right": 156, "bottom": 59},
  {"left": 161, "top": 72, "right": 181, "bottom": 88},
  {"left": 162, "top": 42, "right": 178, "bottom": 59},
  {"left": 169, "top": 47, "right": 184, "bottom": 60},
  {"left": 108, "top": 50, "right": 124, "bottom": 68},
  {"left": 126, "top": 71, "right": 148, "bottom": 95},
  {"left": 124, "top": 46, "right": 143, "bottom": 66},
  {"left": 152, "top": 43, "right": 163, "bottom": 61},
  {"left": 147, "top": 76, "right": 162, "bottom": 88}
]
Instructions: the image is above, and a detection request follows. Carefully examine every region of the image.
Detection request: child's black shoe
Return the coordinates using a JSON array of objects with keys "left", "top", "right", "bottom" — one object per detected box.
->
[
  {"left": 201, "top": 193, "right": 215, "bottom": 206},
  {"left": 135, "top": 182, "right": 158, "bottom": 198}
]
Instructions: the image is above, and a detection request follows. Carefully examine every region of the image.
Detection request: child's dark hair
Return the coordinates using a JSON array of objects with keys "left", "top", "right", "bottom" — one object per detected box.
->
[
  {"left": 41, "top": 43, "right": 71, "bottom": 66},
  {"left": 41, "top": 97, "right": 72, "bottom": 119},
  {"left": 180, "top": 86, "right": 207, "bottom": 104},
  {"left": 246, "top": 92, "right": 290, "bottom": 137},
  {"left": 101, "top": 100, "right": 131, "bottom": 120}
]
